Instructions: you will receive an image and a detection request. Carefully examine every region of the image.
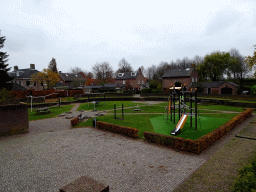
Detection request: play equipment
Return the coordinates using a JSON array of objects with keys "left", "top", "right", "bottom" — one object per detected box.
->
[
  {"left": 114, "top": 103, "right": 124, "bottom": 119},
  {"left": 171, "top": 114, "right": 188, "bottom": 135},
  {"left": 169, "top": 85, "right": 199, "bottom": 135}
]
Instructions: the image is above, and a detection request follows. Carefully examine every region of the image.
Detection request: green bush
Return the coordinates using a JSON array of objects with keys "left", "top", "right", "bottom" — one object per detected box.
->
[
  {"left": 141, "top": 88, "right": 152, "bottom": 93},
  {"left": 233, "top": 156, "right": 256, "bottom": 192},
  {"left": 0, "top": 88, "right": 11, "bottom": 105},
  {"left": 152, "top": 89, "right": 162, "bottom": 93},
  {"left": 250, "top": 85, "right": 256, "bottom": 95}
]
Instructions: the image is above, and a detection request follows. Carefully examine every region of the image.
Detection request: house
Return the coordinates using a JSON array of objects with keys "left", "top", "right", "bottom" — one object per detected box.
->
[
  {"left": 114, "top": 68, "right": 147, "bottom": 91},
  {"left": 58, "top": 71, "right": 86, "bottom": 89},
  {"left": 84, "top": 83, "right": 124, "bottom": 93},
  {"left": 162, "top": 68, "right": 199, "bottom": 93},
  {"left": 194, "top": 81, "right": 239, "bottom": 95},
  {"left": 8, "top": 64, "right": 44, "bottom": 90}
]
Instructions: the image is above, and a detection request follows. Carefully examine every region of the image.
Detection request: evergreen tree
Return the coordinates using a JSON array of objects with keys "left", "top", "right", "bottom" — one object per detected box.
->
[
  {"left": 48, "top": 57, "right": 58, "bottom": 73},
  {"left": 0, "top": 31, "right": 13, "bottom": 90}
]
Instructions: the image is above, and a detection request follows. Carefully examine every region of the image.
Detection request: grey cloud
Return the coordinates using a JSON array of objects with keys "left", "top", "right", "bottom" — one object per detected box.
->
[
  {"left": 205, "top": 10, "right": 242, "bottom": 35},
  {"left": 3, "top": 25, "right": 48, "bottom": 52}
]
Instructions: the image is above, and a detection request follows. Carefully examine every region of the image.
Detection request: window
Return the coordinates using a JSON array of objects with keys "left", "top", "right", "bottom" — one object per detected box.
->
[
  {"left": 34, "top": 81, "right": 36, "bottom": 86},
  {"left": 195, "top": 78, "right": 197, "bottom": 82},
  {"left": 118, "top": 73, "right": 124, "bottom": 77},
  {"left": 26, "top": 81, "right": 30, "bottom": 86},
  {"left": 142, "top": 80, "right": 144, "bottom": 84},
  {"left": 192, "top": 77, "right": 194, "bottom": 82},
  {"left": 19, "top": 81, "right": 21, "bottom": 85},
  {"left": 123, "top": 80, "right": 125, "bottom": 84},
  {"left": 131, "top": 72, "right": 136, "bottom": 76},
  {"left": 138, "top": 80, "right": 140, "bottom": 84}
]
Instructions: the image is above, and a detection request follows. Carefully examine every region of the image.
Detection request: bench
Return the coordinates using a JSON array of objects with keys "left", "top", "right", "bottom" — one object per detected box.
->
[
  {"left": 60, "top": 176, "right": 109, "bottom": 192},
  {"left": 35, "top": 107, "right": 51, "bottom": 115}
]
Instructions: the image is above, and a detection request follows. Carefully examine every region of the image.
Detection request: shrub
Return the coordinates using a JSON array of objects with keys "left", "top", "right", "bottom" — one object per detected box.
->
[
  {"left": 233, "top": 156, "right": 256, "bottom": 192},
  {"left": 0, "top": 88, "right": 11, "bottom": 104},
  {"left": 141, "top": 88, "right": 152, "bottom": 93},
  {"left": 152, "top": 89, "right": 162, "bottom": 93},
  {"left": 251, "top": 85, "right": 256, "bottom": 95}
]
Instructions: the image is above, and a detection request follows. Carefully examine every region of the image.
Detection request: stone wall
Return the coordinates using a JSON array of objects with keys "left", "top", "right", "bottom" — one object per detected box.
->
[{"left": 0, "top": 104, "right": 29, "bottom": 136}]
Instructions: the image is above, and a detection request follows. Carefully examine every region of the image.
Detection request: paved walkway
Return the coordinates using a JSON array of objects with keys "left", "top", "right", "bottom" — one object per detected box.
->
[{"left": 0, "top": 103, "right": 253, "bottom": 191}]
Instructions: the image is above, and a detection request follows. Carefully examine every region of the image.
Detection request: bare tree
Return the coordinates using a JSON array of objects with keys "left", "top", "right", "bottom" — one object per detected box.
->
[
  {"left": 69, "top": 67, "right": 87, "bottom": 74},
  {"left": 92, "top": 62, "right": 113, "bottom": 84},
  {"left": 145, "top": 65, "right": 157, "bottom": 81},
  {"left": 117, "top": 58, "right": 133, "bottom": 73},
  {"left": 228, "top": 48, "right": 248, "bottom": 84}
]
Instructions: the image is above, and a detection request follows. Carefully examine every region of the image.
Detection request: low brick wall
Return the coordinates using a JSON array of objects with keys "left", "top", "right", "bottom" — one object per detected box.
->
[
  {"left": 144, "top": 109, "right": 253, "bottom": 154},
  {"left": 0, "top": 104, "right": 29, "bottom": 136}
]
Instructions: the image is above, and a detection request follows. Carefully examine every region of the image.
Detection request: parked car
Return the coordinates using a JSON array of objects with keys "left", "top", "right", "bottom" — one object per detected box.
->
[{"left": 241, "top": 90, "right": 249, "bottom": 95}]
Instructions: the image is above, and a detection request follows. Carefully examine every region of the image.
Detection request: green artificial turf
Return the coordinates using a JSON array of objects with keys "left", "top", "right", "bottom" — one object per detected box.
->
[
  {"left": 77, "top": 101, "right": 144, "bottom": 111},
  {"left": 28, "top": 104, "right": 74, "bottom": 121},
  {"left": 73, "top": 114, "right": 160, "bottom": 138},
  {"left": 150, "top": 113, "right": 237, "bottom": 140}
]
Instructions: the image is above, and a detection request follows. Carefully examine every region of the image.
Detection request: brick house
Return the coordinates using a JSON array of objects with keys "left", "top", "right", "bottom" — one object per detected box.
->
[
  {"left": 8, "top": 64, "right": 44, "bottom": 90},
  {"left": 58, "top": 71, "right": 86, "bottom": 88},
  {"left": 196, "top": 81, "right": 239, "bottom": 95},
  {"left": 162, "top": 68, "right": 199, "bottom": 93},
  {"left": 114, "top": 69, "right": 147, "bottom": 91}
]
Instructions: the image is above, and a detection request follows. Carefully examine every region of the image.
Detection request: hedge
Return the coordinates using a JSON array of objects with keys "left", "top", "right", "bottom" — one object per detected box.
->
[
  {"left": 96, "top": 121, "right": 138, "bottom": 138},
  {"left": 144, "top": 109, "right": 253, "bottom": 154}
]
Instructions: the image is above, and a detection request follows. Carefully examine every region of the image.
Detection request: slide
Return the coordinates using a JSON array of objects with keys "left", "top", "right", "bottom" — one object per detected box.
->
[{"left": 171, "top": 114, "right": 188, "bottom": 135}]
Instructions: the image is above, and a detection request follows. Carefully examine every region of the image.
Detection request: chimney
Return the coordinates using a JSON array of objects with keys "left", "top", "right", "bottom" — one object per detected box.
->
[
  {"left": 14, "top": 66, "right": 18, "bottom": 71},
  {"left": 30, "top": 64, "right": 35, "bottom": 69}
]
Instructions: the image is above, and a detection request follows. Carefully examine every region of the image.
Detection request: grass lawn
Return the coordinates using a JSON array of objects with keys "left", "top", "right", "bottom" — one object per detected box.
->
[
  {"left": 77, "top": 101, "right": 145, "bottom": 111},
  {"left": 150, "top": 113, "right": 237, "bottom": 140},
  {"left": 108, "top": 105, "right": 221, "bottom": 114},
  {"left": 74, "top": 112, "right": 237, "bottom": 140},
  {"left": 28, "top": 104, "right": 75, "bottom": 121},
  {"left": 151, "top": 101, "right": 245, "bottom": 112},
  {"left": 73, "top": 114, "right": 160, "bottom": 138}
]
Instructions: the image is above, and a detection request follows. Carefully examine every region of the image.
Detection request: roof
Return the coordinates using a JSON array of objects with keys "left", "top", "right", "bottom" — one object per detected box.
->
[
  {"left": 6, "top": 82, "right": 27, "bottom": 91},
  {"left": 8, "top": 68, "right": 39, "bottom": 79},
  {"left": 84, "top": 85, "right": 103, "bottom": 89},
  {"left": 115, "top": 72, "right": 139, "bottom": 80},
  {"left": 162, "top": 68, "right": 195, "bottom": 78},
  {"left": 104, "top": 83, "right": 122, "bottom": 88},
  {"left": 192, "top": 81, "right": 239, "bottom": 88},
  {"left": 59, "top": 72, "right": 86, "bottom": 82}
]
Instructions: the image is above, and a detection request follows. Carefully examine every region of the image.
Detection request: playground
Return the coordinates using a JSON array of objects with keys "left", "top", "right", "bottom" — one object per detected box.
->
[{"left": 74, "top": 89, "right": 244, "bottom": 141}]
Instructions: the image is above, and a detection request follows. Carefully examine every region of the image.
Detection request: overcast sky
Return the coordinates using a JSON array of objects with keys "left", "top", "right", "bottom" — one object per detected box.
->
[{"left": 1, "top": 0, "right": 256, "bottom": 73}]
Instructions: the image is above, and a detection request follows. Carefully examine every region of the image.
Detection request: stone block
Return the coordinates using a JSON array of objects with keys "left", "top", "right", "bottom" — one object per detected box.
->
[{"left": 60, "top": 176, "right": 109, "bottom": 192}]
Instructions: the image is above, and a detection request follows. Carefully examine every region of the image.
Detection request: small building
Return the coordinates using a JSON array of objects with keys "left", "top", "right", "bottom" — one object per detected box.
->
[
  {"left": 84, "top": 83, "right": 124, "bottom": 93},
  {"left": 8, "top": 64, "right": 44, "bottom": 90},
  {"left": 114, "top": 69, "right": 147, "bottom": 91},
  {"left": 196, "top": 81, "right": 239, "bottom": 95},
  {"left": 162, "top": 68, "right": 199, "bottom": 93},
  {"left": 58, "top": 71, "right": 86, "bottom": 88}
]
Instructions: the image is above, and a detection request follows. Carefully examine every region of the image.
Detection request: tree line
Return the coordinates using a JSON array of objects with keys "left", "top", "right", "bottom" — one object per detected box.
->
[{"left": 1, "top": 29, "right": 256, "bottom": 90}]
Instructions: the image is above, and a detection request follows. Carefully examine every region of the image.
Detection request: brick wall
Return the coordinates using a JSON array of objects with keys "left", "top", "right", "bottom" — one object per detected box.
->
[
  {"left": 0, "top": 104, "right": 29, "bottom": 136},
  {"left": 162, "top": 69, "right": 198, "bottom": 92}
]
